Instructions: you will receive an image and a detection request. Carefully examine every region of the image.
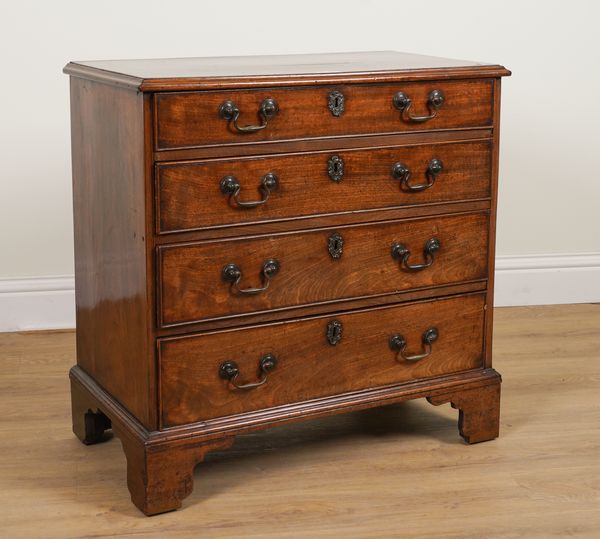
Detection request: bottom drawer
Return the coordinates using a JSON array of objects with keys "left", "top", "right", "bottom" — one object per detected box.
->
[{"left": 159, "top": 293, "right": 486, "bottom": 427}]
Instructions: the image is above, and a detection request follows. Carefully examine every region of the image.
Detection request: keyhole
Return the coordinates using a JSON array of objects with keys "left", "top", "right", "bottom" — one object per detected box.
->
[
  {"left": 327, "top": 156, "right": 344, "bottom": 182},
  {"left": 328, "top": 232, "right": 344, "bottom": 259},
  {"left": 329, "top": 91, "right": 344, "bottom": 117},
  {"left": 326, "top": 319, "right": 343, "bottom": 345}
]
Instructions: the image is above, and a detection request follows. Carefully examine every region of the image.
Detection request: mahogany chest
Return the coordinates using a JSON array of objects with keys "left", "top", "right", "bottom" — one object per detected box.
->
[{"left": 64, "top": 51, "right": 510, "bottom": 515}]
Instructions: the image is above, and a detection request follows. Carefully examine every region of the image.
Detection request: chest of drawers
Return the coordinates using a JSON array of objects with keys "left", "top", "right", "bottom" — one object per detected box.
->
[{"left": 65, "top": 51, "right": 510, "bottom": 515}]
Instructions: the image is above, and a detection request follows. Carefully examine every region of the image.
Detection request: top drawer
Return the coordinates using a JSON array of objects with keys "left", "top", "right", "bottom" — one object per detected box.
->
[{"left": 154, "top": 79, "right": 494, "bottom": 150}]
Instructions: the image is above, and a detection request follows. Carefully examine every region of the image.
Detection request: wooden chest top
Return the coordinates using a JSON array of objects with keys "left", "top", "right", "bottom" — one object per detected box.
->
[{"left": 64, "top": 50, "right": 510, "bottom": 91}]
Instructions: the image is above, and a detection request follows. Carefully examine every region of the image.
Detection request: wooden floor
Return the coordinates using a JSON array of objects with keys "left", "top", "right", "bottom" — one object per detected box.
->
[{"left": 1, "top": 304, "right": 599, "bottom": 538}]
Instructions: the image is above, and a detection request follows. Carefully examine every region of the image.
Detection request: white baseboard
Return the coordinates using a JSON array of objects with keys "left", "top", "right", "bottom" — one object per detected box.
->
[
  {"left": 494, "top": 253, "right": 600, "bottom": 307},
  {"left": 0, "top": 275, "right": 75, "bottom": 332},
  {"left": 493, "top": 252, "right": 600, "bottom": 307},
  {"left": 1, "top": 253, "right": 599, "bottom": 331}
]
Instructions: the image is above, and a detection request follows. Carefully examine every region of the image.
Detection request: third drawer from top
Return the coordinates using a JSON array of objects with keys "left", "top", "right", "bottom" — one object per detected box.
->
[{"left": 157, "top": 211, "right": 489, "bottom": 327}]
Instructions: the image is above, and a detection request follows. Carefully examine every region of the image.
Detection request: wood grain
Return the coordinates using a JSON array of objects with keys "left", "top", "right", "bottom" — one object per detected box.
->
[
  {"left": 158, "top": 212, "right": 489, "bottom": 326},
  {"left": 152, "top": 128, "right": 493, "bottom": 162},
  {"left": 159, "top": 293, "right": 485, "bottom": 426},
  {"left": 0, "top": 304, "right": 598, "bottom": 536},
  {"left": 154, "top": 280, "right": 487, "bottom": 337},
  {"left": 428, "top": 381, "right": 500, "bottom": 443},
  {"left": 153, "top": 199, "right": 491, "bottom": 247},
  {"left": 69, "top": 77, "right": 155, "bottom": 428},
  {"left": 484, "top": 78, "right": 503, "bottom": 368},
  {"left": 154, "top": 79, "right": 494, "bottom": 150},
  {"left": 64, "top": 50, "right": 510, "bottom": 92},
  {"left": 157, "top": 140, "right": 492, "bottom": 233}
]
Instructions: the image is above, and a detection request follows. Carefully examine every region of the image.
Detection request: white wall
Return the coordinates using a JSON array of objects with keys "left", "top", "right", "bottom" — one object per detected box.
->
[{"left": 1, "top": 0, "right": 599, "bottom": 329}]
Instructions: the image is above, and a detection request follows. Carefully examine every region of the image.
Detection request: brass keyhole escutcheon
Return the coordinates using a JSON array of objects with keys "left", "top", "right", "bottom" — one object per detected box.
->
[
  {"left": 328, "top": 90, "right": 345, "bottom": 117},
  {"left": 327, "top": 155, "right": 344, "bottom": 182},
  {"left": 326, "top": 320, "right": 343, "bottom": 346},
  {"left": 328, "top": 232, "right": 344, "bottom": 259}
]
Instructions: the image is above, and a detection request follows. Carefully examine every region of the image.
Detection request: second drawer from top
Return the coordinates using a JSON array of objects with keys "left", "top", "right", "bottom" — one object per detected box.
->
[{"left": 156, "top": 139, "right": 492, "bottom": 234}]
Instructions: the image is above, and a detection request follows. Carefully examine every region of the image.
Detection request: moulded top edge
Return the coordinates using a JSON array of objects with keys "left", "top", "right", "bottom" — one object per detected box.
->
[{"left": 63, "top": 51, "right": 510, "bottom": 92}]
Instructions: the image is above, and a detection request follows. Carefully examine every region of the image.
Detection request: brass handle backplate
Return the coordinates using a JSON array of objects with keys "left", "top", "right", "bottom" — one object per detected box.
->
[
  {"left": 393, "top": 89, "right": 445, "bottom": 123},
  {"left": 391, "top": 158, "right": 444, "bottom": 192},
  {"left": 219, "top": 354, "right": 278, "bottom": 389},
  {"left": 220, "top": 173, "right": 278, "bottom": 208},
  {"left": 222, "top": 259, "right": 280, "bottom": 295},
  {"left": 389, "top": 327, "right": 439, "bottom": 362},
  {"left": 391, "top": 237, "right": 441, "bottom": 271},
  {"left": 219, "top": 98, "right": 279, "bottom": 133}
]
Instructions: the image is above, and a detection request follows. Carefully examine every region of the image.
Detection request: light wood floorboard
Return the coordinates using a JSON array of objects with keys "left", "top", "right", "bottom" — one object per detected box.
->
[{"left": 0, "top": 304, "right": 599, "bottom": 538}]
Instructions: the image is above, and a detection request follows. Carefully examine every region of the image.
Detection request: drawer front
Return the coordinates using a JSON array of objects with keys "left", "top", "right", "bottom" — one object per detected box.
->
[
  {"left": 159, "top": 293, "right": 485, "bottom": 426},
  {"left": 154, "top": 80, "right": 493, "bottom": 150},
  {"left": 157, "top": 140, "right": 492, "bottom": 233},
  {"left": 158, "top": 212, "right": 488, "bottom": 327}
]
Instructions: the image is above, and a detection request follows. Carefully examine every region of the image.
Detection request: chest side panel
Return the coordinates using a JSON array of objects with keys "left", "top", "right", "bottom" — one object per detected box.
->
[{"left": 70, "top": 78, "right": 155, "bottom": 428}]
